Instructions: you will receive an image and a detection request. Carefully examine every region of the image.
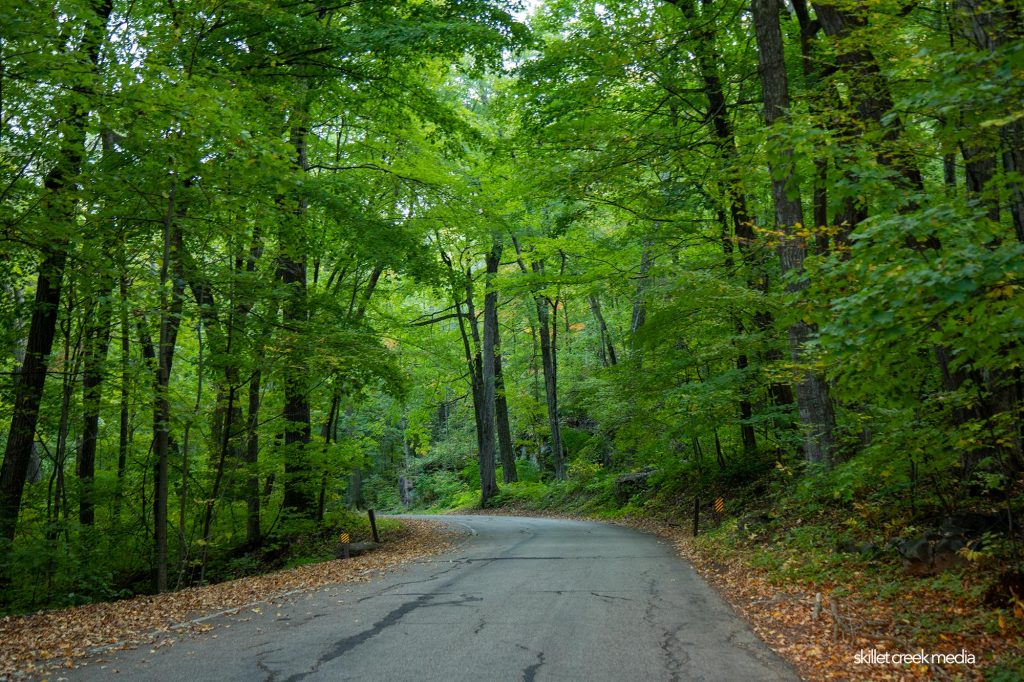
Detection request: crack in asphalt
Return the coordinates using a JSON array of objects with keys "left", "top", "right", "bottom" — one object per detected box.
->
[
  {"left": 277, "top": 593, "right": 481, "bottom": 682},
  {"left": 590, "top": 591, "right": 635, "bottom": 602},
  {"left": 256, "top": 654, "right": 279, "bottom": 682},
  {"left": 637, "top": 572, "right": 689, "bottom": 682},
  {"left": 353, "top": 559, "right": 466, "bottom": 603},
  {"left": 269, "top": 531, "right": 540, "bottom": 681},
  {"left": 517, "top": 645, "right": 546, "bottom": 682},
  {"left": 76, "top": 517, "right": 798, "bottom": 682}
]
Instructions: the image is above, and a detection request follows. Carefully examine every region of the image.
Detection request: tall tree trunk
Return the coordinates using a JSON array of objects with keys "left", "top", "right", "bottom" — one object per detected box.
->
[
  {"left": 280, "top": 119, "right": 315, "bottom": 516},
  {"left": 511, "top": 238, "right": 565, "bottom": 479},
  {"left": 0, "top": 251, "right": 67, "bottom": 544},
  {"left": 630, "top": 241, "right": 653, "bottom": 338},
  {"left": 488, "top": 242, "right": 517, "bottom": 484},
  {"left": 752, "top": 0, "right": 836, "bottom": 466},
  {"left": 536, "top": 292, "right": 564, "bottom": 479},
  {"left": 461, "top": 273, "right": 487, "bottom": 463},
  {"left": 481, "top": 238, "right": 512, "bottom": 483},
  {"left": 949, "top": 0, "right": 1024, "bottom": 472},
  {"left": 588, "top": 294, "right": 617, "bottom": 367},
  {"left": 479, "top": 244, "right": 501, "bottom": 505},
  {"left": 666, "top": 0, "right": 787, "bottom": 438},
  {"left": 114, "top": 273, "right": 133, "bottom": 525},
  {"left": 495, "top": 348, "right": 517, "bottom": 484},
  {"left": 245, "top": 367, "right": 262, "bottom": 546},
  {"left": 0, "top": 0, "right": 114, "bottom": 547},
  {"left": 3, "top": 280, "right": 43, "bottom": 489},
  {"left": 317, "top": 392, "right": 341, "bottom": 522},
  {"left": 810, "top": 2, "right": 925, "bottom": 195},
  {"left": 719, "top": 211, "right": 759, "bottom": 456},
  {"left": 199, "top": 378, "right": 235, "bottom": 582},
  {"left": 153, "top": 182, "right": 186, "bottom": 593},
  {"left": 52, "top": 315, "right": 81, "bottom": 545},
  {"left": 79, "top": 286, "right": 113, "bottom": 526}
]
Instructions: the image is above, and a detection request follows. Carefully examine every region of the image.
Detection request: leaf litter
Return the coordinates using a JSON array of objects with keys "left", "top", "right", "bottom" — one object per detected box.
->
[
  {"left": 0, "top": 519, "right": 457, "bottom": 680},
  {"left": 455, "top": 507, "right": 1022, "bottom": 681}
]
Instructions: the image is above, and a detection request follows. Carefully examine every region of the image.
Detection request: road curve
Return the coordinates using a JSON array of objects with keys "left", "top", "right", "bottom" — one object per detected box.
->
[{"left": 69, "top": 515, "right": 799, "bottom": 681}]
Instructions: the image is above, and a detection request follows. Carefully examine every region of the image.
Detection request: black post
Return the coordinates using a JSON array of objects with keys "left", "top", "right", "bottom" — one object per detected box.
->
[
  {"left": 368, "top": 508, "right": 380, "bottom": 543},
  {"left": 692, "top": 496, "right": 700, "bottom": 537}
]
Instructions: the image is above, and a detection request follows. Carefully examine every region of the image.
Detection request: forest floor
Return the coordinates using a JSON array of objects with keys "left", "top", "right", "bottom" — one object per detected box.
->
[
  {"left": 0, "top": 519, "right": 458, "bottom": 680},
  {"left": 450, "top": 507, "right": 1022, "bottom": 681}
]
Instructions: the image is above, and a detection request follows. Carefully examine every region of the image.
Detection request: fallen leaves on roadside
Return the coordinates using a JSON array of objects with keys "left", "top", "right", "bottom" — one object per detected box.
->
[
  {"left": 457, "top": 508, "right": 1021, "bottom": 681},
  {"left": 0, "top": 519, "right": 458, "bottom": 680}
]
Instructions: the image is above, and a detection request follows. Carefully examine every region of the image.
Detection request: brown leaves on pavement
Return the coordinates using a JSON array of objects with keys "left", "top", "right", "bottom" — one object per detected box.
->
[
  {"left": 456, "top": 508, "right": 1021, "bottom": 681},
  {"left": 613, "top": 516, "right": 1020, "bottom": 681},
  {"left": 0, "top": 519, "right": 458, "bottom": 680}
]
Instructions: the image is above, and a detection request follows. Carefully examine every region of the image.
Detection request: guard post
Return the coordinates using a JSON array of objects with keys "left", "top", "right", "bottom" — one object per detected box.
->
[
  {"left": 368, "top": 509, "right": 380, "bottom": 543},
  {"left": 692, "top": 496, "right": 700, "bottom": 537}
]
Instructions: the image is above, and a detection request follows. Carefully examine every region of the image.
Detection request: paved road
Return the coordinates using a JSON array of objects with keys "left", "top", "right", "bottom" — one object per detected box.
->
[{"left": 70, "top": 515, "right": 799, "bottom": 681}]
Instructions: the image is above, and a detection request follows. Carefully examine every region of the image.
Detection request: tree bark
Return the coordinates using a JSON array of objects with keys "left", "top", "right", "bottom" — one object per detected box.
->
[
  {"left": 588, "top": 294, "right": 617, "bottom": 367},
  {"left": 79, "top": 285, "right": 113, "bottom": 526},
  {"left": 279, "top": 119, "right": 315, "bottom": 516},
  {"left": 512, "top": 237, "right": 565, "bottom": 479},
  {"left": 536, "top": 292, "right": 565, "bottom": 479},
  {"left": 153, "top": 182, "right": 186, "bottom": 593},
  {"left": 245, "top": 367, "right": 262, "bottom": 546},
  {"left": 630, "top": 241, "right": 653, "bottom": 338},
  {"left": 752, "top": 0, "right": 836, "bottom": 466},
  {"left": 115, "top": 274, "right": 131, "bottom": 524},
  {"left": 0, "top": 252, "right": 67, "bottom": 544},
  {"left": 479, "top": 245, "right": 501, "bottom": 506},
  {"left": 490, "top": 242, "right": 517, "bottom": 484},
  {"left": 810, "top": 2, "right": 925, "bottom": 194},
  {"left": 495, "top": 347, "right": 517, "bottom": 484},
  {"left": 0, "top": 0, "right": 114, "bottom": 546}
]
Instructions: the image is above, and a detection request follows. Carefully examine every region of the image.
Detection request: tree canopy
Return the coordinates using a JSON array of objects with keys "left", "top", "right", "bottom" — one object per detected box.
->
[{"left": 1, "top": 0, "right": 1022, "bottom": 636}]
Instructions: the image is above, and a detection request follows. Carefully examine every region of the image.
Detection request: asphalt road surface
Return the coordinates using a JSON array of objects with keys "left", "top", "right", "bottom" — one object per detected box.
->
[{"left": 69, "top": 515, "right": 799, "bottom": 681}]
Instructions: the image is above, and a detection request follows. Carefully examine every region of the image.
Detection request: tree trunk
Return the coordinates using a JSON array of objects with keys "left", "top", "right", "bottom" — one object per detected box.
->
[
  {"left": 153, "top": 182, "right": 186, "bottom": 593},
  {"left": 115, "top": 274, "right": 131, "bottom": 524},
  {"left": 461, "top": 273, "right": 487, "bottom": 464},
  {"left": 752, "top": 0, "right": 836, "bottom": 466},
  {"left": 511, "top": 238, "right": 565, "bottom": 479},
  {"left": 280, "top": 120, "right": 315, "bottom": 516},
  {"left": 79, "top": 286, "right": 113, "bottom": 526},
  {"left": 479, "top": 244, "right": 501, "bottom": 505},
  {"left": 666, "top": 0, "right": 779, "bottom": 447},
  {"left": 536, "top": 293, "right": 565, "bottom": 479},
  {"left": 0, "top": 0, "right": 115, "bottom": 547},
  {"left": 588, "top": 294, "right": 617, "bottom": 367},
  {"left": 630, "top": 241, "right": 653, "bottom": 338},
  {"left": 0, "top": 251, "right": 67, "bottom": 544},
  {"left": 317, "top": 392, "right": 340, "bottom": 522},
  {"left": 245, "top": 367, "right": 262, "bottom": 546},
  {"left": 495, "top": 348, "right": 517, "bottom": 484}
]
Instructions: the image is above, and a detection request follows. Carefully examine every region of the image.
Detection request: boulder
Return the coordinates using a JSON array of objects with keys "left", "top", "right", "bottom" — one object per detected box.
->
[
  {"left": 738, "top": 513, "right": 773, "bottom": 533},
  {"left": 894, "top": 510, "right": 1009, "bottom": 576},
  {"left": 614, "top": 468, "right": 656, "bottom": 502}
]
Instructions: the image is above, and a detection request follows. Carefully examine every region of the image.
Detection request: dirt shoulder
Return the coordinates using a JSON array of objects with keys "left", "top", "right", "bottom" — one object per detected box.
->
[
  {"left": 0, "top": 518, "right": 459, "bottom": 680},
  {"left": 449, "top": 507, "right": 1018, "bottom": 681}
]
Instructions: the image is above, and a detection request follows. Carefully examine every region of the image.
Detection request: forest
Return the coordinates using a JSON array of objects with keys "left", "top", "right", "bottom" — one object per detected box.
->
[{"left": 1, "top": 0, "right": 1022, "bottom": 673}]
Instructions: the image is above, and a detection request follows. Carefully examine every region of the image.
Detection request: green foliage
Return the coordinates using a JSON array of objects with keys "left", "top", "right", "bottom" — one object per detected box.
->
[
  {"left": 1, "top": 12, "right": 1022, "bottom": 681},
  {"left": 985, "top": 656, "right": 1024, "bottom": 682}
]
